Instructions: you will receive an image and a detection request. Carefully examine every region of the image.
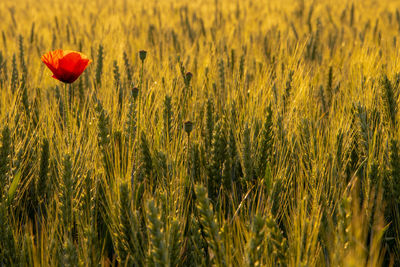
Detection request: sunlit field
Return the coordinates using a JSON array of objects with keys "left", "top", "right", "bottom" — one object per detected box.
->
[{"left": 1, "top": 0, "right": 400, "bottom": 265}]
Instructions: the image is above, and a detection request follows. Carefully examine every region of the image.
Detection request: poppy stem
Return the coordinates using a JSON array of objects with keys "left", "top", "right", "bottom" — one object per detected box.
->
[
  {"left": 187, "top": 132, "right": 190, "bottom": 175},
  {"left": 136, "top": 60, "right": 144, "bottom": 165},
  {"left": 138, "top": 59, "right": 144, "bottom": 123},
  {"left": 64, "top": 83, "right": 69, "bottom": 137}
]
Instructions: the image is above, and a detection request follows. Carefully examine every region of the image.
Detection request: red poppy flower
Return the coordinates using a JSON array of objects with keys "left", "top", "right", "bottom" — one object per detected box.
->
[{"left": 41, "top": 49, "right": 91, "bottom": 83}]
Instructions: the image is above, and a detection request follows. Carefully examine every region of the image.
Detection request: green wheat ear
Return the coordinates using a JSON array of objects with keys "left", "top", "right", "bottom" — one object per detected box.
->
[
  {"left": 123, "top": 51, "right": 133, "bottom": 86},
  {"left": 59, "top": 154, "right": 74, "bottom": 234},
  {"left": 218, "top": 59, "right": 225, "bottom": 93},
  {"left": 205, "top": 99, "right": 214, "bottom": 152},
  {"left": 18, "top": 35, "right": 27, "bottom": 77},
  {"left": 208, "top": 119, "right": 227, "bottom": 203},
  {"left": 195, "top": 184, "right": 226, "bottom": 267},
  {"left": 95, "top": 44, "right": 104, "bottom": 87},
  {"left": 242, "top": 123, "right": 254, "bottom": 184},
  {"left": 146, "top": 199, "right": 168, "bottom": 267},
  {"left": 168, "top": 219, "right": 181, "bottom": 266},
  {"left": 113, "top": 60, "right": 123, "bottom": 115},
  {"left": 163, "top": 95, "right": 173, "bottom": 144},
  {"left": 37, "top": 138, "right": 49, "bottom": 212},
  {"left": 0, "top": 125, "right": 11, "bottom": 198},
  {"left": 239, "top": 53, "right": 245, "bottom": 79},
  {"left": 381, "top": 74, "right": 397, "bottom": 131},
  {"left": 256, "top": 105, "right": 273, "bottom": 179},
  {"left": 0, "top": 51, "right": 6, "bottom": 85},
  {"left": 246, "top": 215, "right": 266, "bottom": 267},
  {"left": 0, "top": 201, "right": 17, "bottom": 265},
  {"left": 265, "top": 215, "right": 287, "bottom": 266},
  {"left": 96, "top": 100, "right": 112, "bottom": 178},
  {"left": 190, "top": 142, "right": 201, "bottom": 183},
  {"left": 62, "top": 238, "right": 78, "bottom": 267},
  {"left": 10, "top": 53, "right": 18, "bottom": 93},
  {"left": 117, "top": 182, "right": 133, "bottom": 265},
  {"left": 125, "top": 87, "right": 138, "bottom": 145},
  {"left": 137, "top": 131, "right": 153, "bottom": 185}
]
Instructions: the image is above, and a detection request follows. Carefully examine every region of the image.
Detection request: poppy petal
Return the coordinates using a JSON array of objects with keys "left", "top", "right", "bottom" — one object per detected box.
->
[
  {"left": 41, "top": 50, "right": 91, "bottom": 83},
  {"left": 41, "top": 49, "right": 64, "bottom": 78},
  {"left": 58, "top": 52, "right": 90, "bottom": 83}
]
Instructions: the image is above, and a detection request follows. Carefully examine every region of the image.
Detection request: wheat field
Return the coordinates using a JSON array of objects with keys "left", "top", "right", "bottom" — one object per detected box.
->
[{"left": 0, "top": 0, "right": 399, "bottom": 266}]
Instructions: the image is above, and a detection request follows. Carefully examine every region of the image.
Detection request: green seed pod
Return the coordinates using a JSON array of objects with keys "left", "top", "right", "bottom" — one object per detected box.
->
[
  {"left": 132, "top": 87, "right": 139, "bottom": 99},
  {"left": 139, "top": 50, "right": 147, "bottom": 62},
  {"left": 184, "top": 120, "right": 193, "bottom": 134},
  {"left": 185, "top": 72, "right": 193, "bottom": 86}
]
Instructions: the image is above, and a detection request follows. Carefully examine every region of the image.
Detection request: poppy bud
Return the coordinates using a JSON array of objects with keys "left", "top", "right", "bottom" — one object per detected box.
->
[
  {"left": 184, "top": 120, "right": 193, "bottom": 134},
  {"left": 139, "top": 50, "right": 147, "bottom": 62},
  {"left": 185, "top": 72, "right": 193, "bottom": 86},
  {"left": 132, "top": 87, "right": 139, "bottom": 99}
]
